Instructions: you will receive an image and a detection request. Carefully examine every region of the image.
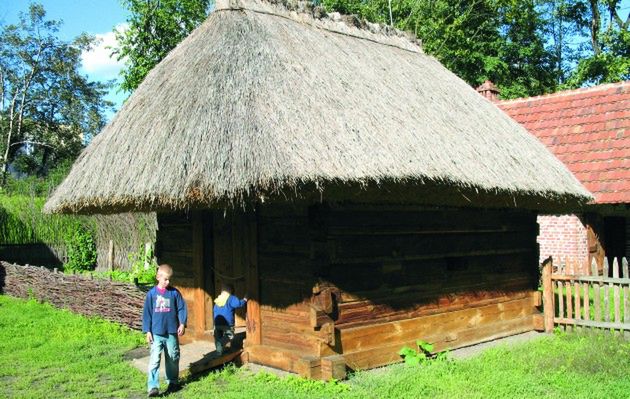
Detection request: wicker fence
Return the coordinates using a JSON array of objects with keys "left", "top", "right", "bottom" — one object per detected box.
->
[
  {"left": 0, "top": 261, "right": 147, "bottom": 330},
  {"left": 542, "top": 256, "right": 630, "bottom": 333}
]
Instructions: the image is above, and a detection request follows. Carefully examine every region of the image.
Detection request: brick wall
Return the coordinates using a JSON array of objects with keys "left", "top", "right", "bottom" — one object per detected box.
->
[{"left": 537, "top": 214, "right": 588, "bottom": 264}]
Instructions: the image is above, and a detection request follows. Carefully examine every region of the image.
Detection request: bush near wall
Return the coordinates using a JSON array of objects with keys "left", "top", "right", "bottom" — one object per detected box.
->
[{"left": 0, "top": 261, "right": 146, "bottom": 329}]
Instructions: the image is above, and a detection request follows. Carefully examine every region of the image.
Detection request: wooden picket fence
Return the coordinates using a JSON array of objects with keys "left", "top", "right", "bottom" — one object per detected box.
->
[{"left": 542, "top": 256, "right": 630, "bottom": 333}]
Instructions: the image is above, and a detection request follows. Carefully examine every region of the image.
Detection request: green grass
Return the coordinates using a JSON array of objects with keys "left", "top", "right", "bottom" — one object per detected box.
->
[
  {"left": 0, "top": 295, "right": 145, "bottom": 398},
  {"left": 3, "top": 294, "right": 630, "bottom": 398}
]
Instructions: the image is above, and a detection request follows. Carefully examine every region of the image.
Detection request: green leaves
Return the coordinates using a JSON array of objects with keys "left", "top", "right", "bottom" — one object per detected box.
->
[
  {"left": 398, "top": 340, "right": 437, "bottom": 365},
  {"left": 64, "top": 227, "right": 97, "bottom": 272},
  {"left": 113, "top": 0, "right": 212, "bottom": 93},
  {"left": 322, "top": 0, "right": 628, "bottom": 97},
  {"left": 0, "top": 3, "right": 111, "bottom": 183}
]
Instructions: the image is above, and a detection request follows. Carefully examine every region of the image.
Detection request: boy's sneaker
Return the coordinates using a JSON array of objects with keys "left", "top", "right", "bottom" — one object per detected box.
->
[{"left": 147, "top": 388, "right": 159, "bottom": 397}]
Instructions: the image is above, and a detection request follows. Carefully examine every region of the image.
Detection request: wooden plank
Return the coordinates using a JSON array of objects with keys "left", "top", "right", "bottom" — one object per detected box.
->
[
  {"left": 542, "top": 258, "right": 554, "bottom": 333},
  {"left": 336, "top": 289, "right": 533, "bottom": 329},
  {"left": 604, "top": 258, "right": 610, "bottom": 323},
  {"left": 592, "top": 258, "right": 601, "bottom": 322},
  {"left": 565, "top": 281, "right": 572, "bottom": 321},
  {"left": 186, "top": 350, "right": 243, "bottom": 376},
  {"left": 557, "top": 281, "right": 564, "bottom": 320},
  {"left": 246, "top": 344, "right": 313, "bottom": 376},
  {"left": 554, "top": 318, "right": 630, "bottom": 331},
  {"left": 574, "top": 280, "right": 581, "bottom": 321},
  {"left": 613, "top": 258, "right": 621, "bottom": 326},
  {"left": 624, "top": 258, "right": 629, "bottom": 325},
  {"left": 192, "top": 211, "right": 206, "bottom": 338},
  {"left": 246, "top": 211, "right": 262, "bottom": 346},
  {"left": 550, "top": 275, "right": 630, "bottom": 284},
  {"left": 342, "top": 316, "right": 533, "bottom": 370},
  {"left": 339, "top": 297, "right": 535, "bottom": 353}
]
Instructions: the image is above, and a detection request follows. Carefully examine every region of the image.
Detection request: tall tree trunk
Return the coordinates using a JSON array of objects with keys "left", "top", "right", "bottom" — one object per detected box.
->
[{"left": 590, "top": 0, "right": 601, "bottom": 55}]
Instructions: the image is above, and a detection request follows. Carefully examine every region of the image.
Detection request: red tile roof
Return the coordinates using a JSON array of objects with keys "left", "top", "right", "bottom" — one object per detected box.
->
[{"left": 498, "top": 81, "right": 630, "bottom": 204}]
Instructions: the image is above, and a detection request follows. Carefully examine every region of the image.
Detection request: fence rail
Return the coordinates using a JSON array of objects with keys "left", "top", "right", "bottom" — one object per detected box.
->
[{"left": 542, "top": 256, "right": 630, "bottom": 333}]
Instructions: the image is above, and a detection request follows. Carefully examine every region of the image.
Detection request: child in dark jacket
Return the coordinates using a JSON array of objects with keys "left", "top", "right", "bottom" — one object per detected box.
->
[
  {"left": 142, "top": 264, "right": 187, "bottom": 397},
  {"left": 213, "top": 283, "right": 247, "bottom": 355}
]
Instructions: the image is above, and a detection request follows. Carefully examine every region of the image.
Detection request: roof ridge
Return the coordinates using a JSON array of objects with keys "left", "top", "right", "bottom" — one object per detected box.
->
[
  {"left": 215, "top": 0, "right": 423, "bottom": 53},
  {"left": 498, "top": 80, "right": 630, "bottom": 105}
]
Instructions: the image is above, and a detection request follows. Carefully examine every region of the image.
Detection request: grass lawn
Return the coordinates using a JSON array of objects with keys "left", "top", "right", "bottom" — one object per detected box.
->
[{"left": 2, "top": 294, "right": 630, "bottom": 398}]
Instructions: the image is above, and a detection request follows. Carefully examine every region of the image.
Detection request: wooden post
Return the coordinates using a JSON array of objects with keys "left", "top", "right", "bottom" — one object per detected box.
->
[
  {"left": 623, "top": 258, "right": 629, "bottom": 338},
  {"left": 592, "top": 258, "right": 601, "bottom": 322},
  {"left": 542, "top": 257, "right": 554, "bottom": 333},
  {"left": 246, "top": 210, "right": 261, "bottom": 346},
  {"left": 192, "top": 211, "right": 206, "bottom": 338},
  {"left": 108, "top": 240, "right": 114, "bottom": 272},
  {"left": 613, "top": 258, "right": 621, "bottom": 329}
]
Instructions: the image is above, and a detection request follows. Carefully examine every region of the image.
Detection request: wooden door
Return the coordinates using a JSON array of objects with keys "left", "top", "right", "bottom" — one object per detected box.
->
[{"left": 213, "top": 210, "right": 258, "bottom": 330}]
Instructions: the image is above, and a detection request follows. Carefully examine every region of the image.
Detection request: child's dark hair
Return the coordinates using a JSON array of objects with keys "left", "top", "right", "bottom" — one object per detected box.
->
[{"left": 220, "top": 282, "right": 234, "bottom": 293}]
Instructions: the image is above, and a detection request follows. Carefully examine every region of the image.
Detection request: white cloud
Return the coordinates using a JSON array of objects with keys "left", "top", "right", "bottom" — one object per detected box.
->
[{"left": 80, "top": 23, "right": 128, "bottom": 80}]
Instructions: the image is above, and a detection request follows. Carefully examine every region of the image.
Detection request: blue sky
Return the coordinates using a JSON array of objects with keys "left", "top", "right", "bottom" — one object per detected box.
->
[{"left": 0, "top": 0, "right": 130, "bottom": 119}]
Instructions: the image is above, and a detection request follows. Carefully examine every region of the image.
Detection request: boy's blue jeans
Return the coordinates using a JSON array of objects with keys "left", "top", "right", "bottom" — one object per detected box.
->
[{"left": 147, "top": 333, "right": 180, "bottom": 392}]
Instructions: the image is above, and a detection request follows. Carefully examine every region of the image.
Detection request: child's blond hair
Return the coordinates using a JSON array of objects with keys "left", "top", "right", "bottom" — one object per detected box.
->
[{"left": 157, "top": 264, "right": 173, "bottom": 277}]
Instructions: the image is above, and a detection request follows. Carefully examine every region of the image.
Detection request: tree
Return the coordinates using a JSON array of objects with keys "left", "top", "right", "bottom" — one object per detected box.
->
[
  {"left": 114, "top": 0, "right": 213, "bottom": 93},
  {"left": 323, "top": 0, "right": 558, "bottom": 98},
  {"left": 562, "top": 0, "right": 629, "bottom": 86},
  {"left": 0, "top": 3, "right": 111, "bottom": 184}
]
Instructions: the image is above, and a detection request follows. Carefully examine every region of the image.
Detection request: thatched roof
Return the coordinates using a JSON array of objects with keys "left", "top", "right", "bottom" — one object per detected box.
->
[{"left": 45, "top": 0, "right": 591, "bottom": 214}]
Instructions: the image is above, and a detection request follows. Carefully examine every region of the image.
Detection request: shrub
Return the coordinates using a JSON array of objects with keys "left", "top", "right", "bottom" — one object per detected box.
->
[
  {"left": 64, "top": 227, "right": 97, "bottom": 272},
  {"left": 128, "top": 245, "right": 157, "bottom": 284}
]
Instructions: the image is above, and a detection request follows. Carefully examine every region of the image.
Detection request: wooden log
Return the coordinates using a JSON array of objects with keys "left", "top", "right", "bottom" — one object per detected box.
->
[
  {"left": 336, "top": 288, "right": 533, "bottom": 329},
  {"left": 108, "top": 240, "right": 114, "bottom": 271},
  {"left": 338, "top": 296, "right": 535, "bottom": 353},
  {"left": 342, "top": 316, "right": 533, "bottom": 370},
  {"left": 246, "top": 344, "right": 318, "bottom": 377},
  {"left": 542, "top": 258, "right": 554, "bottom": 333},
  {"left": 321, "top": 355, "right": 346, "bottom": 380}
]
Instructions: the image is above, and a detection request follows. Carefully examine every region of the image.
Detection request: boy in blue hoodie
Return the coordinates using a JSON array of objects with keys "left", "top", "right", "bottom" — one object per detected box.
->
[
  {"left": 213, "top": 282, "right": 247, "bottom": 355},
  {"left": 142, "top": 264, "right": 188, "bottom": 397}
]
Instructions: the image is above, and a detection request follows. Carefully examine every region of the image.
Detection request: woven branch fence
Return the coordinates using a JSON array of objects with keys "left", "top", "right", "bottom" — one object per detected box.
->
[{"left": 0, "top": 261, "right": 147, "bottom": 330}]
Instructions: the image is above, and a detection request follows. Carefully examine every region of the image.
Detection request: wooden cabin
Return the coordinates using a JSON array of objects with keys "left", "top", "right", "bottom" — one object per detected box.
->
[
  {"left": 45, "top": 0, "right": 592, "bottom": 379},
  {"left": 156, "top": 202, "right": 542, "bottom": 378}
]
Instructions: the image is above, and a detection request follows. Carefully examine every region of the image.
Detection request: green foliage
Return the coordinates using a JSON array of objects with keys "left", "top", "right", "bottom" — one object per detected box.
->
[
  {"left": 64, "top": 227, "right": 97, "bottom": 272},
  {"left": 0, "top": 193, "right": 85, "bottom": 245},
  {"left": 114, "top": 0, "right": 212, "bottom": 92},
  {"left": 0, "top": 3, "right": 111, "bottom": 184},
  {"left": 128, "top": 245, "right": 157, "bottom": 284},
  {"left": 322, "top": 0, "right": 628, "bottom": 97},
  {"left": 398, "top": 339, "right": 436, "bottom": 365}
]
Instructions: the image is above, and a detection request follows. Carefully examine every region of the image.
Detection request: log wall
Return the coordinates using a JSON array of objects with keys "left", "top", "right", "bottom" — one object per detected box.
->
[{"left": 254, "top": 203, "right": 540, "bottom": 374}]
